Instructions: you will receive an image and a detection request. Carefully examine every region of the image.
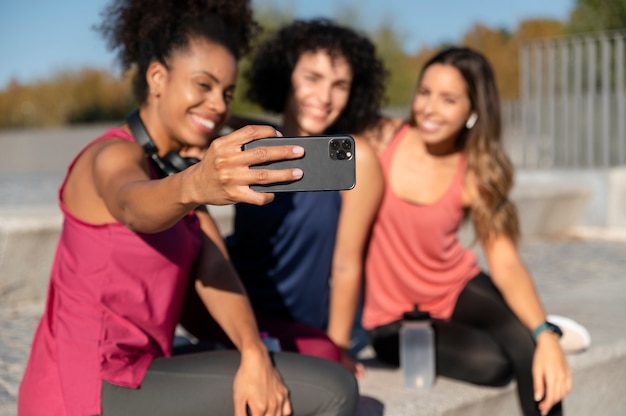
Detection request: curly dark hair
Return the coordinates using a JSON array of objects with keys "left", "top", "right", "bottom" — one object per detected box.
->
[
  {"left": 245, "top": 18, "right": 388, "bottom": 135},
  {"left": 96, "top": 0, "right": 259, "bottom": 104}
]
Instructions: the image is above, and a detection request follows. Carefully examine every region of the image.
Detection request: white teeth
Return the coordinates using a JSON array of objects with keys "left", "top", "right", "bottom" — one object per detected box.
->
[
  {"left": 192, "top": 115, "right": 215, "bottom": 130},
  {"left": 420, "top": 120, "right": 440, "bottom": 129},
  {"left": 307, "top": 106, "right": 328, "bottom": 117}
]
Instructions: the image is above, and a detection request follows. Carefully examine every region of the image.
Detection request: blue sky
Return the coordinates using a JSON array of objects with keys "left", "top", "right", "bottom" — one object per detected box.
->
[{"left": 0, "top": 0, "right": 574, "bottom": 89}]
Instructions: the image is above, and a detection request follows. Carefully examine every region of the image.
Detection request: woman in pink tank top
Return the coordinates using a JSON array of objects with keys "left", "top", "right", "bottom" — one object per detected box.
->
[
  {"left": 361, "top": 47, "right": 572, "bottom": 416},
  {"left": 17, "top": 1, "right": 358, "bottom": 415}
]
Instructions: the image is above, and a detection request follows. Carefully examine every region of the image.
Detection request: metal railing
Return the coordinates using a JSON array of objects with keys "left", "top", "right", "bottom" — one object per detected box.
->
[{"left": 513, "top": 31, "right": 626, "bottom": 169}]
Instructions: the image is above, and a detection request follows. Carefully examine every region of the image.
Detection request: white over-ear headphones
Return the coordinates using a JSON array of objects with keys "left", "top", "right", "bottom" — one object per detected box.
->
[{"left": 466, "top": 112, "right": 478, "bottom": 129}]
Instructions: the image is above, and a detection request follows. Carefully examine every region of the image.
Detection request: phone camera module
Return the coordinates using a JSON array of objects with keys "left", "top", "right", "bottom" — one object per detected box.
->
[{"left": 329, "top": 138, "right": 353, "bottom": 161}]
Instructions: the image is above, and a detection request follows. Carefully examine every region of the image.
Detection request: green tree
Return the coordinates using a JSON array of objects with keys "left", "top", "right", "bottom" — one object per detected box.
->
[
  {"left": 568, "top": 0, "right": 626, "bottom": 33},
  {"left": 372, "top": 21, "right": 415, "bottom": 107},
  {"left": 0, "top": 68, "right": 133, "bottom": 128}
]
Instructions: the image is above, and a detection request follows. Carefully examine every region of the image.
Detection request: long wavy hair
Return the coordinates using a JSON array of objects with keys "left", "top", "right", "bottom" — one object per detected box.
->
[{"left": 417, "top": 47, "right": 520, "bottom": 243}]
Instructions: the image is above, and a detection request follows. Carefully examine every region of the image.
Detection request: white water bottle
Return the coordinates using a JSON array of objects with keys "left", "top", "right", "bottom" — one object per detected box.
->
[{"left": 400, "top": 305, "right": 435, "bottom": 390}]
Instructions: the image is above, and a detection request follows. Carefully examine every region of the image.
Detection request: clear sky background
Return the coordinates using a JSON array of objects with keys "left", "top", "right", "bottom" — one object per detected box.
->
[{"left": 0, "top": 0, "right": 574, "bottom": 89}]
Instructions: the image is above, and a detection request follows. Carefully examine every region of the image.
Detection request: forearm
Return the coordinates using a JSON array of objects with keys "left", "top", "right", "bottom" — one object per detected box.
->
[
  {"left": 497, "top": 268, "right": 547, "bottom": 331},
  {"left": 111, "top": 169, "right": 200, "bottom": 233},
  {"left": 195, "top": 280, "right": 264, "bottom": 351},
  {"left": 327, "top": 270, "right": 361, "bottom": 349},
  {"left": 481, "top": 233, "right": 549, "bottom": 332},
  {"left": 192, "top": 230, "right": 263, "bottom": 352}
]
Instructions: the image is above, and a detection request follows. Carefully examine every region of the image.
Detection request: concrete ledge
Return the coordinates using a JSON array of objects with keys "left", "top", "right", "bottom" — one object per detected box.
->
[
  {"left": 511, "top": 184, "right": 591, "bottom": 237},
  {"left": 608, "top": 167, "right": 626, "bottom": 227},
  {"left": 0, "top": 208, "right": 62, "bottom": 305},
  {"left": 357, "top": 339, "right": 626, "bottom": 415}
]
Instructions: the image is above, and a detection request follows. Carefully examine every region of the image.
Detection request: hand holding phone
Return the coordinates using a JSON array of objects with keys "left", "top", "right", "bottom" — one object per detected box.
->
[{"left": 243, "top": 135, "right": 356, "bottom": 192}]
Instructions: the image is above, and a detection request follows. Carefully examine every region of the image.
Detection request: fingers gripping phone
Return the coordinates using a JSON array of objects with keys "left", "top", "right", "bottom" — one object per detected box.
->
[{"left": 243, "top": 135, "right": 356, "bottom": 192}]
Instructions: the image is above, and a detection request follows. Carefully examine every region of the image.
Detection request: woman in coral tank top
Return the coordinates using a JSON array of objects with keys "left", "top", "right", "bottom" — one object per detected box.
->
[
  {"left": 362, "top": 47, "right": 571, "bottom": 416},
  {"left": 17, "top": 1, "right": 358, "bottom": 415}
]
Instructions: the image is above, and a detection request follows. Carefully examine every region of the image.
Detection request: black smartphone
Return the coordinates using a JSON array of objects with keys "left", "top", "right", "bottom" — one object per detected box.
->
[{"left": 242, "top": 135, "right": 356, "bottom": 192}]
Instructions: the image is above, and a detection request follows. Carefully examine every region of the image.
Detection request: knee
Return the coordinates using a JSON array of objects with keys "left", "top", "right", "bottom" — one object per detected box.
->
[{"left": 466, "top": 358, "right": 513, "bottom": 387}]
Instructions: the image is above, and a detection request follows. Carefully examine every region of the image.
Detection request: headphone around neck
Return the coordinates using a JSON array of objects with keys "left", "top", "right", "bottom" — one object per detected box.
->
[{"left": 126, "top": 110, "right": 200, "bottom": 177}]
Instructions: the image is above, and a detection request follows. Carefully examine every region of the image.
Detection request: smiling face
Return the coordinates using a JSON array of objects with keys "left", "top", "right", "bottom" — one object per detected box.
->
[
  {"left": 147, "top": 37, "right": 237, "bottom": 152},
  {"left": 411, "top": 63, "right": 473, "bottom": 150},
  {"left": 283, "top": 50, "right": 352, "bottom": 136}
]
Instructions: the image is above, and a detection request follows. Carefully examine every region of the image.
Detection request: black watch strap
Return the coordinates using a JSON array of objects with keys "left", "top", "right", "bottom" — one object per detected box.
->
[{"left": 532, "top": 321, "right": 563, "bottom": 341}]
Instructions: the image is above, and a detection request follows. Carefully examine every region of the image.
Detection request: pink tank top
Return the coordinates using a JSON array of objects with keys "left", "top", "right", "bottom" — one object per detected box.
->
[
  {"left": 362, "top": 124, "right": 479, "bottom": 329},
  {"left": 19, "top": 127, "right": 202, "bottom": 416}
]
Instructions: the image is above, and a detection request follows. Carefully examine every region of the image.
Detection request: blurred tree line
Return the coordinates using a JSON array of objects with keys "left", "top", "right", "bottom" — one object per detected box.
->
[{"left": 1, "top": 0, "right": 624, "bottom": 129}]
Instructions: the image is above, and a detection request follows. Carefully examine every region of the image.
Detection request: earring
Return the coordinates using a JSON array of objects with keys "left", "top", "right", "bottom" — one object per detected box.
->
[{"left": 466, "top": 112, "right": 478, "bottom": 129}]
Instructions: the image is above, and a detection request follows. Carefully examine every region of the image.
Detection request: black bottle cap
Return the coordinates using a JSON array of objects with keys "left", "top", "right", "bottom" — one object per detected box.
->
[{"left": 402, "top": 305, "right": 431, "bottom": 321}]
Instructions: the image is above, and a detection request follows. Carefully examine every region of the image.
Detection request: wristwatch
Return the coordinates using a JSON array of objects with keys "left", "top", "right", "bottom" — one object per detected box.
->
[{"left": 532, "top": 321, "right": 563, "bottom": 341}]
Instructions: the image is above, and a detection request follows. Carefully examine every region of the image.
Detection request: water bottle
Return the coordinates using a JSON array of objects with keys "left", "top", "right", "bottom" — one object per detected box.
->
[
  {"left": 260, "top": 331, "right": 281, "bottom": 352},
  {"left": 400, "top": 305, "right": 435, "bottom": 390}
]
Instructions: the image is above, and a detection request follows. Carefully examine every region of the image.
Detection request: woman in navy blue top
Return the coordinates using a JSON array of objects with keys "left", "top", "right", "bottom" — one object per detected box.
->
[{"left": 185, "top": 19, "right": 388, "bottom": 378}]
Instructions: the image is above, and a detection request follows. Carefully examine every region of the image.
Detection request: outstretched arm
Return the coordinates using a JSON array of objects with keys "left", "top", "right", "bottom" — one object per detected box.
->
[{"left": 92, "top": 125, "right": 304, "bottom": 233}]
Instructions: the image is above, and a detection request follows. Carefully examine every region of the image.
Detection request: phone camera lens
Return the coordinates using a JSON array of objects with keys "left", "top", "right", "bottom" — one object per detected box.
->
[
  {"left": 341, "top": 140, "right": 352, "bottom": 150},
  {"left": 337, "top": 151, "right": 347, "bottom": 160},
  {"left": 330, "top": 140, "right": 340, "bottom": 150}
]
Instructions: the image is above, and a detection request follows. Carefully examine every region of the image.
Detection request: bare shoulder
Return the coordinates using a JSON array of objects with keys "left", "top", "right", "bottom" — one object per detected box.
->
[
  {"left": 91, "top": 137, "right": 146, "bottom": 175},
  {"left": 356, "top": 117, "right": 404, "bottom": 156},
  {"left": 353, "top": 136, "right": 378, "bottom": 165},
  {"left": 349, "top": 136, "right": 383, "bottom": 195}
]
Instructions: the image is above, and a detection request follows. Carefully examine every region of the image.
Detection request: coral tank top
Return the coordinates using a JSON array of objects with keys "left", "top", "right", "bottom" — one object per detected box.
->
[{"left": 362, "top": 124, "right": 479, "bottom": 329}]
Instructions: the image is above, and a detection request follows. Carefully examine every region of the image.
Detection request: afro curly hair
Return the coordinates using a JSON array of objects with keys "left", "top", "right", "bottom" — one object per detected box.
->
[
  {"left": 97, "top": 0, "right": 259, "bottom": 104},
  {"left": 244, "top": 18, "right": 388, "bottom": 135}
]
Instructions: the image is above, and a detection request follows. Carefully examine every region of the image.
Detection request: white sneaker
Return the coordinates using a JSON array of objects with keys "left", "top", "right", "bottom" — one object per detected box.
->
[{"left": 547, "top": 314, "right": 591, "bottom": 354}]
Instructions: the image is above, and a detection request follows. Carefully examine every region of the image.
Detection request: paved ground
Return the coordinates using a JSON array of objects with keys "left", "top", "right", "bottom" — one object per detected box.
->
[{"left": 2, "top": 236, "right": 625, "bottom": 415}]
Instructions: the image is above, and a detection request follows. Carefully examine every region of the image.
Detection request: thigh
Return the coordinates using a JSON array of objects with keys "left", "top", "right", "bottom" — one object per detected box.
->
[
  {"left": 433, "top": 319, "right": 512, "bottom": 386},
  {"left": 101, "top": 350, "right": 357, "bottom": 416},
  {"left": 101, "top": 351, "right": 240, "bottom": 415},
  {"left": 451, "top": 272, "right": 535, "bottom": 360},
  {"left": 271, "top": 352, "right": 358, "bottom": 416},
  {"left": 368, "top": 318, "right": 512, "bottom": 386}
]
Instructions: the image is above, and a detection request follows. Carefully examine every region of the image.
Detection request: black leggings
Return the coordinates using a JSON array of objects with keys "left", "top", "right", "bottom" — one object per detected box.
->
[
  {"left": 368, "top": 272, "right": 562, "bottom": 416},
  {"left": 101, "top": 350, "right": 358, "bottom": 416}
]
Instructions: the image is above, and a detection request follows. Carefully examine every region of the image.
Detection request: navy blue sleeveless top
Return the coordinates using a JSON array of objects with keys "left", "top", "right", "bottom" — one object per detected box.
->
[{"left": 226, "top": 191, "right": 341, "bottom": 329}]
